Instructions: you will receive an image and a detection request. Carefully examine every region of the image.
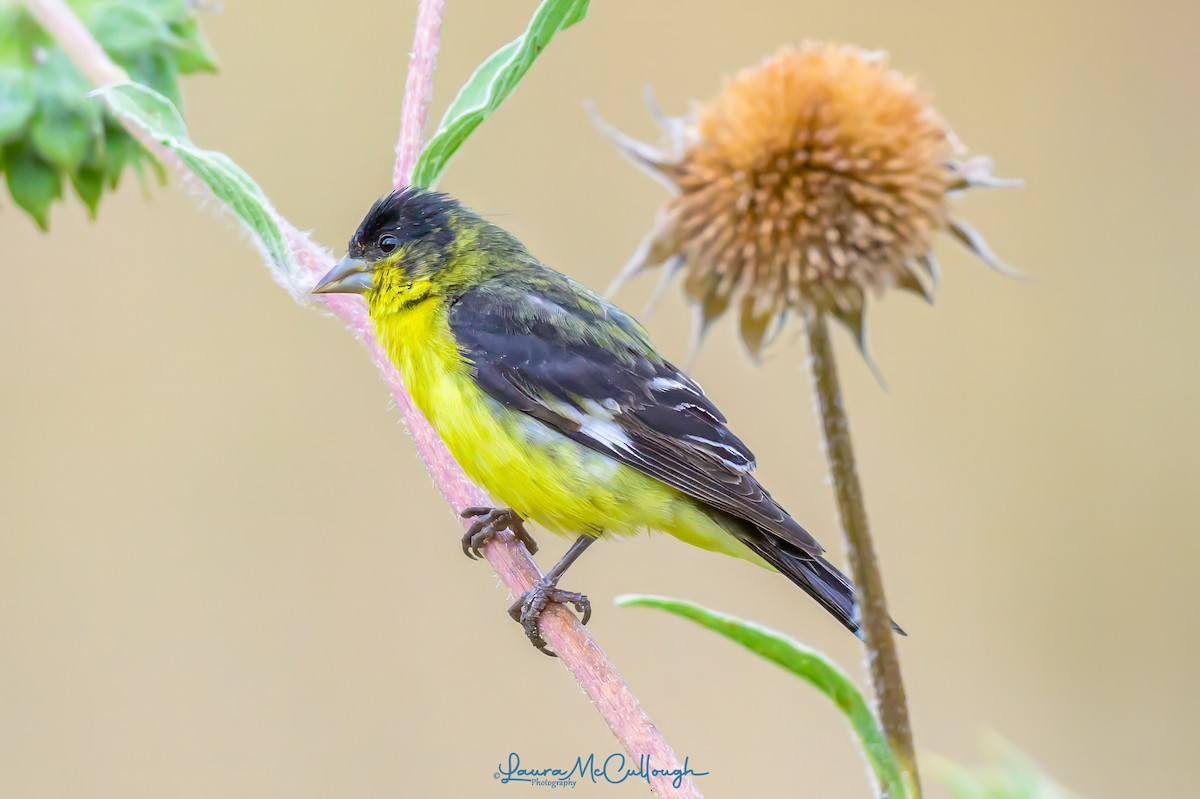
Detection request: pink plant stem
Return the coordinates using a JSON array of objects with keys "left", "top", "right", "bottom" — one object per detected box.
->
[
  {"left": 393, "top": 0, "right": 446, "bottom": 188},
  {"left": 26, "top": 0, "right": 701, "bottom": 795},
  {"left": 386, "top": 4, "right": 699, "bottom": 795},
  {"left": 289, "top": 232, "right": 705, "bottom": 799}
]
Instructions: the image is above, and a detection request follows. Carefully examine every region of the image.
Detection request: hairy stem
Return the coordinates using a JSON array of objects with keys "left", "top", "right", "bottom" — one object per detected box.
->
[
  {"left": 393, "top": 0, "right": 446, "bottom": 188},
  {"left": 26, "top": 1, "right": 700, "bottom": 796},
  {"left": 804, "top": 310, "right": 920, "bottom": 798}
]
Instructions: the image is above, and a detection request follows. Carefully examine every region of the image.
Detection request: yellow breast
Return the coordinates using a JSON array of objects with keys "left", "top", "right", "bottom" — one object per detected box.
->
[
  {"left": 370, "top": 292, "right": 757, "bottom": 561},
  {"left": 373, "top": 295, "right": 621, "bottom": 532}
]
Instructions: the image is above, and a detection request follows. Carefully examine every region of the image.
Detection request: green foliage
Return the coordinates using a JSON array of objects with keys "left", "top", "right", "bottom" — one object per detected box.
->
[
  {"left": 927, "top": 739, "right": 1082, "bottom": 799},
  {"left": 616, "top": 594, "right": 908, "bottom": 799},
  {"left": 97, "top": 81, "right": 298, "bottom": 281},
  {"left": 0, "top": 68, "right": 37, "bottom": 141},
  {"left": 4, "top": 141, "right": 62, "bottom": 229},
  {"left": 0, "top": 0, "right": 216, "bottom": 228},
  {"left": 411, "top": 0, "right": 590, "bottom": 188}
]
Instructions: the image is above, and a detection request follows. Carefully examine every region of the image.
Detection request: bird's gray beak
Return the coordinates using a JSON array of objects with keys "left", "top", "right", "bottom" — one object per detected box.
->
[{"left": 312, "top": 256, "right": 374, "bottom": 295}]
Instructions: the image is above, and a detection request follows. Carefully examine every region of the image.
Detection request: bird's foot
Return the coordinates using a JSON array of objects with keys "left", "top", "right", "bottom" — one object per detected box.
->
[
  {"left": 460, "top": 506, "right": 539, "bottom": 559},
  {"left": 507, "top": 576, "right": 591, "bottom": 657}
]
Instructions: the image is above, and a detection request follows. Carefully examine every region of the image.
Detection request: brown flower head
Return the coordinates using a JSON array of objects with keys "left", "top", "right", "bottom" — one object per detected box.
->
[{"left": 596, "top": 41, "right": 1017, "bottom": 361}]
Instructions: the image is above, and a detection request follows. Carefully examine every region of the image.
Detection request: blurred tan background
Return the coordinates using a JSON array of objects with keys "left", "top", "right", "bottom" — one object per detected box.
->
[{"left": 3, "top": 1, "right": 1198, "bottom": 796}]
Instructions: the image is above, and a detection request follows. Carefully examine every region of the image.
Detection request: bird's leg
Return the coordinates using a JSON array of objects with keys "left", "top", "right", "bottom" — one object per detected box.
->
[
  {"left": 508, "top": 534, "right": 595, "bottom": 657},
  {"left": 459, "top": 506, "right": 539, "bottom": 559}
]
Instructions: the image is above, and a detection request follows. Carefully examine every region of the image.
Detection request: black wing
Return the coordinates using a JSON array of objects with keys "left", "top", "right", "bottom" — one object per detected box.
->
[{"left": 448, "top": 279, "right": 822, "bottom": 556}]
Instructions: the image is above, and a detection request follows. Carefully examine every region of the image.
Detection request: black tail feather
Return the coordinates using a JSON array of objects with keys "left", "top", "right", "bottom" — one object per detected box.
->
[{"left": 732, "top": 524, "right": 906, "bottom": 638}]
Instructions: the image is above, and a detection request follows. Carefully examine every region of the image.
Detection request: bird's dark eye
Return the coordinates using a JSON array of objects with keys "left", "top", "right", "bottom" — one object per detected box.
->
[{"left": 378, "top": 234, "right": 399, "bottom": 254}]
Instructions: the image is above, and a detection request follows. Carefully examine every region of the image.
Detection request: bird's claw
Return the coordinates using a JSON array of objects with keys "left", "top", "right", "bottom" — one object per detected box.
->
[
  {"left": 459, "top": 506, "right": 539, "bottom": 559},
  {"left": 507, "top": 576, "right": 591, "bottom": 657}
]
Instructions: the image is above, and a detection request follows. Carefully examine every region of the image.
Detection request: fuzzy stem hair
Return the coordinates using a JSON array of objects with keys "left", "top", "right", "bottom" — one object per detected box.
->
[{"left": 393, "top": 0, "right": 446, "bottom": 188}]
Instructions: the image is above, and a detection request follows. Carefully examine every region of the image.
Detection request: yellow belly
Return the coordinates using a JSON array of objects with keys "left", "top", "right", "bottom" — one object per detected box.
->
[{"left": 374, "top": 297, "right": 761, "bottom": 562}]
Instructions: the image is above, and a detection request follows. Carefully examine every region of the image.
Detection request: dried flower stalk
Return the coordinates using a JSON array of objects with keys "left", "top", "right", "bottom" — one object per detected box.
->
[
  {"left": 601, "top": 40, "right": 1018, "bottom": 799},
  {"left": 806, "top": 308, "right": 918, "bottom": 797}
]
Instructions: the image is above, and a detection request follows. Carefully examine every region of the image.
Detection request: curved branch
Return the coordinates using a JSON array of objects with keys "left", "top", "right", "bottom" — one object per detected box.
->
[
  {"left": 24, "top": 1, "right": 701, "bottom": 796},
  {"left": 385, "top": 4, "right": 699, "bottom": 795}
]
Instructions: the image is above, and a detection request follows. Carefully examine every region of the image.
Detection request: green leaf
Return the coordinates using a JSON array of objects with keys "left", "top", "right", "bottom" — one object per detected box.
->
[
  {"left": 96, "top": 80, "right": 297, "bottom": 279},
  {"left": 1, "top": 0, "right": 217, "bottom": 228},
  {"left": 616, "top": 594, "right": 908, "bottom": 799},
  {"left": 121, "top": 50, "right": 182, "bottom": 109},
  {"left": 71, "top": 162, "right": 105, "bottom": 217},
  {"left": 103, "top": 123, "right": 133, "bottom": 188},
  {"left": 29, "top": 92, "right": 102, "bottom": 171},
  {"left": 34, "top": 46, "right": 92, "bottom": 96},
  {"left": 88, "top": 2, "right": 174, "bottom": 56},
  {"left": 5, "top": 142, "right": 63, "bottom": 229},
  {"left": 926, "top": 738, "right": 1083, "bottom": 799},
  {"left": 410, "top": 0, "right": 590, "bottom": 188},
  {"left": 0, "top": 68, "right": 36, "bottom": 142},
  {"left": 26, "top": 48, "right": 100, "bottom": 170},
  {"left": 0, "top": 7, "right": 43, "bottom": 66},
  {"left": 169, "top": 17, "right": 219, "bottom": 74}
]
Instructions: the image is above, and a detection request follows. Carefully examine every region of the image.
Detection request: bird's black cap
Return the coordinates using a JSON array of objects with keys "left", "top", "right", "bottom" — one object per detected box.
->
[{"left": 349, "top": 187, "right": 458, "bottom": 256}]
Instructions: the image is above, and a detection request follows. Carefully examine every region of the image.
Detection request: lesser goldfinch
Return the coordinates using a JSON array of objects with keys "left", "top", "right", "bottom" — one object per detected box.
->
[{"left": 315, "top": 188, "right": 890, "bottom": 654}]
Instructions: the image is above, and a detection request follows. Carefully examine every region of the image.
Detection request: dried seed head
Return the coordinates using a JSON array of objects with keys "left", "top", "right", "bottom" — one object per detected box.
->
[{"left": 597, "top": 41, "right": 1017, "bottom": 361}]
